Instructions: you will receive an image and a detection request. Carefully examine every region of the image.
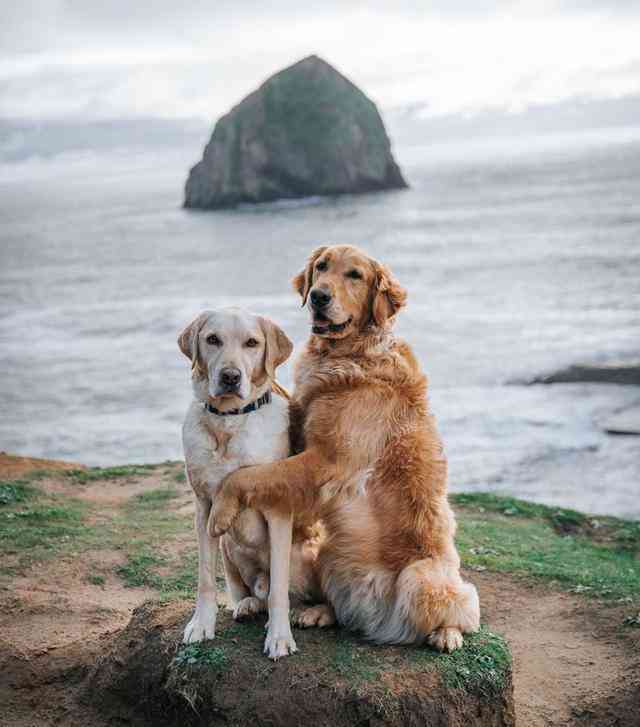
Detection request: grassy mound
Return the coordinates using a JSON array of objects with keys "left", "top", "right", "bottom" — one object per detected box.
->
[{"left": 88, "top": 601, "right": 514, "bottom": 727}]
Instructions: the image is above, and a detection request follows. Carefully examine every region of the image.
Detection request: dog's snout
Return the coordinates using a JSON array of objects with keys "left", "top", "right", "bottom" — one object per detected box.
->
[
  {"left": 220, "top": 367, "right": 241, "bottom": 389},
  {"left": 310, "top": 288, "right": 332, "bottom": 308}
]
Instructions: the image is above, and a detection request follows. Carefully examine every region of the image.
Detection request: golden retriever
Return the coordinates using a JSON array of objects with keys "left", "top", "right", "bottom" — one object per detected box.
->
[{"left": 210, "top": 246, "right": 480, "bottom": 652}]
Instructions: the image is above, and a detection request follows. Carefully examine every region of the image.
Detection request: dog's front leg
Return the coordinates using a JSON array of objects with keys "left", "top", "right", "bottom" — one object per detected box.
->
[
  {"left": 263, "top": 509, "right": 297, "bottom": 660},
  {"left": 183, "top": 498, "right": 219, "bottom": 643}
]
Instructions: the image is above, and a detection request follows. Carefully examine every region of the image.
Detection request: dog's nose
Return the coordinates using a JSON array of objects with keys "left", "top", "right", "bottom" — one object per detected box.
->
[
  {"left": 310, "top": 288, "right": 332, "bottom": 308},
  {"left": 220, "top": 367, "right": 241, "bottom": 389}
]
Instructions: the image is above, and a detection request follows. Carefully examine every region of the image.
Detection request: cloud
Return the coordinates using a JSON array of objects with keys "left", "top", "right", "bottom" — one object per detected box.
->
[{"left": 1, "top": 2, "right": 640, "bottom": 122}]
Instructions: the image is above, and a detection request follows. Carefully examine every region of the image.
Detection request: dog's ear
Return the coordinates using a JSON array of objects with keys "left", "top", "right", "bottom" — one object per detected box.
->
[
  {"left": 177, "top": 312, "right": 210, "bottom": 373},
  {"left": 259, "top": 316, "right": 294, "bottom": 381},
  {"left": 292, "top": 246, "right": 328, "bottom": 307},
  {"left": 371, "top": 262, "right": 407, "bottom": 327}
]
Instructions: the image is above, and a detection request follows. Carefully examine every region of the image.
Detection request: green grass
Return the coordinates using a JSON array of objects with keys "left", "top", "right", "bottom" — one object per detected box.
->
[
  {"left": 173, "top": 642, "right": 229, "bottom": 670},
  {"left": 454, "top": 493, "right": 588, "bottom": 529},
  {"left": 0, "top": 480, "right": 37, "bottom": 505},
  {"left": 64, "top": 464, "right": 159, "bottom": 483},
  {"left": 322, "top": 626, "right": 510, "bottom": 697},
  {"left": 87, "top": 573, "right": 106, "bottom": 586},
  {"left": 0, "top": 498, "right": 92, "bottom": 554},
  {"left": 115, "top": 547, "right": 198, "bottom": 597},
  {"left": 455, "top": 494, "right": 640, "bottom": 602},
  {"left": 0, "top": 466, "right": 193, "bottom": 583},
  {"left": 134, "top": 487, "right": 179, "bottom": 506},
  {"left": 331, "top": 634, "right": 381, "bottom": 682},
  {"left": 407, "top": 628, "right": 511, "bottom": 696},
  {"left": 116, "top": 549, "right": 165, "bottom": 587}
]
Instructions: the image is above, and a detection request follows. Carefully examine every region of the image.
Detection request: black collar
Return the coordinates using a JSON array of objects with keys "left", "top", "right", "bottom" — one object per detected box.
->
[{"left": 204, "top": 390, "right": 272, "bottom": 417}]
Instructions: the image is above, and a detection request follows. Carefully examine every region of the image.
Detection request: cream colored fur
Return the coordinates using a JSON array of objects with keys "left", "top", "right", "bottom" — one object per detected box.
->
[{"left": 179, "top": 307, "right": 297, "bottom": 660}]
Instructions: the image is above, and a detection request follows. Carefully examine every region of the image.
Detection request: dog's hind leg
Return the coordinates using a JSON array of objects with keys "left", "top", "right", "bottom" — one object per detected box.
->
[
  {"left": 183, "top": 498, "right": 220, "bottom": 643},
  {"left": 395, "top": 557, "right": 480, "bottom": 652},
  {"left": 292, "top": 603, "right": 336, "bottom": 629},
  {"left": 221, "top": 539, "right": 267, "bottom": 621}
]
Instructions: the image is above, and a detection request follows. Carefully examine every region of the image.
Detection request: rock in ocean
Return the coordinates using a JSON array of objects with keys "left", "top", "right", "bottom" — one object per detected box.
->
[{"left": 184, "top": 55, "right": 408, "bottom": 209}]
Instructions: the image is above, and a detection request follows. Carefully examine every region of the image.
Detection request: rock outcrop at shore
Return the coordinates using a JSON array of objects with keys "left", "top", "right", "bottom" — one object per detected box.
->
[
  {"left": 184, "top": 55, "right": 408, "bottom": 209},
  {"left": 530, "top": 362, "right": 640, "bottom": 386}
]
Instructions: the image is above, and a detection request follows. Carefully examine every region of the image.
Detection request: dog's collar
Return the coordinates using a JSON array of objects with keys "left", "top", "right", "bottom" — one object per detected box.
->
[{"left": 204, "top": 390, "right": 271, "bottom": 417}]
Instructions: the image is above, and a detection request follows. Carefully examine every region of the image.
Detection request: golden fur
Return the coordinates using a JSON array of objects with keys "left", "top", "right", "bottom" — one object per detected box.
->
[{"left": 211, "top": 246, "right": 480, "bottom": 651}]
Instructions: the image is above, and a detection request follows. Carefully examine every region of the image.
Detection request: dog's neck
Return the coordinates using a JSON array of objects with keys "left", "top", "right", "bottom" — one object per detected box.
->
[
  {"left": 192, "top": 376, "right": 272, "bottom": 423},
  {"left": 307, "top": 323, "right": 395, "bottom": 359}
]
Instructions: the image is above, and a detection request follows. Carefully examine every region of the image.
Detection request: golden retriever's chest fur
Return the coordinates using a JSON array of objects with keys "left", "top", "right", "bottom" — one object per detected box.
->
[
  {"left": 291, "top": 333, "right": 452, "bottom": 569},
  {"left": 293, "top": 337, "right": 426, "bottom": 469}
]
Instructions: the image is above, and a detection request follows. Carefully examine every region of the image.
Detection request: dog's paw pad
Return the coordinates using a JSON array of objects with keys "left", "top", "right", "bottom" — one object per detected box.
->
[
  {"left": 292, "top": 605, "right": 336, "bottom": 629},
  {"left": 232, "top": 596, "right": 264, "bottom": 621},
  {"left": 428, "top": 627, "right": 464, "bottom": 653}
]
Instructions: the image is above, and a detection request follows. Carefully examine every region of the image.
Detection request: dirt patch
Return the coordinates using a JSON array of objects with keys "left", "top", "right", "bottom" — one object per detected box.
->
[
  {"left": 0, "top": 551, "right": 156, "bottom": 657},
  {"left": 88, "top": 601, "right": 514, "bottom": 727},
  {"left": 0, "top": 452, "right": 86, "bottom": 478},
  {"left": 472, "top": 570, "right": 640, "bottom": 727}
]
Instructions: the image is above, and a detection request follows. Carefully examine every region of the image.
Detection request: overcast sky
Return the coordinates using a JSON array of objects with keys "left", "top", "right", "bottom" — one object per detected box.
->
[{"left": 2, "top": 1, "right": 640, "bottom": 123}]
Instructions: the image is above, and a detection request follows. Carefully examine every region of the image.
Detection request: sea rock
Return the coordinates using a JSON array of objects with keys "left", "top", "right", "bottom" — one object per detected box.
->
[
  {"left": 530, "top": 362, "right": 640, "bottom": 386},
  {"left": 184, "top": 55, "right": 407, "bottom": 209},
  {"left": 601, "top": 406, "right": 640, "bottom": 436}
]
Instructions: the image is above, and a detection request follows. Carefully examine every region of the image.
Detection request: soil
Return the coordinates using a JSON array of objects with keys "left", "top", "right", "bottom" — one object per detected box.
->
[
  {"left": 87, "top": 601, "right": 514, "bottom": 727},
  {"left": 0, "top": 451, "right": 87, "bottom": 478},
  {"left": 1, "top": 456, "right": 639, "bottom": 726}
]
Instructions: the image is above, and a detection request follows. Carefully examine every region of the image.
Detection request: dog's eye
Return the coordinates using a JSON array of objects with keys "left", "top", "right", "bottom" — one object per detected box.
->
[
  {"left": 245, "top": 338, "right": 259, "bottom": 348},
  {"left": 316, "top": 260, "right": 328, "bottom": 272},
  {"left": 206, "top": 334, "right": 221, "bottom": 346},
  {"left": 346, "top": 269, "right": 363, "bottom": 280}
]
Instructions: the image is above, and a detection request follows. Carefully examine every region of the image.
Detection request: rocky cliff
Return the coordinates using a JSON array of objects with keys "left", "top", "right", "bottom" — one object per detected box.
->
[{"left": 184, "top": 55, "right": 407, "bottom": 209}]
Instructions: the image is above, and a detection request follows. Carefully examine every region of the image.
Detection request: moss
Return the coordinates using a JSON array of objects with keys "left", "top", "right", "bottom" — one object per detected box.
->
[
  {"left": 315, "top": 626, "right": 510, "bottom": 697},
  {"left": 173, "top": 642, "right": 229, "bottom": 670},
  {"left": 406, "top": 628, "right": 511, "bottom": 696}
]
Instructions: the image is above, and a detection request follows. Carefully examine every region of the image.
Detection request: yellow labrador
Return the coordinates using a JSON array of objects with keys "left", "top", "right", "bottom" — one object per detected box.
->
[{"left": 178, "top": 307, "right": 298, "bottom": 659}]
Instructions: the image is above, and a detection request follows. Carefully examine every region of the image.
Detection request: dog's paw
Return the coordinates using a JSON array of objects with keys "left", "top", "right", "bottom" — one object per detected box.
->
[
  {"left": 292, "top": 604, "right": 336, "bottom": 629},
  {"left": 428, "top": 627, "right": 464, "bottom": 653},
  {"left": 183, "top": 610, "right": 217, "bottom": 643},
  {"left": 208, "top": 490, "right": 241, "bottom": 537},
  {"left": 263, "top": 625, "right": 298, "bottom": 661},
  {"left": 232, "top": 596, "right": 265, "bottom": 621}
]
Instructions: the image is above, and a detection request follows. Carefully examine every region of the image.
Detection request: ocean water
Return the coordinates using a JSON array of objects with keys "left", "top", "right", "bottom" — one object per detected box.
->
[{"left": 1, "top": 129, "right": 639, "bottom": 517}]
